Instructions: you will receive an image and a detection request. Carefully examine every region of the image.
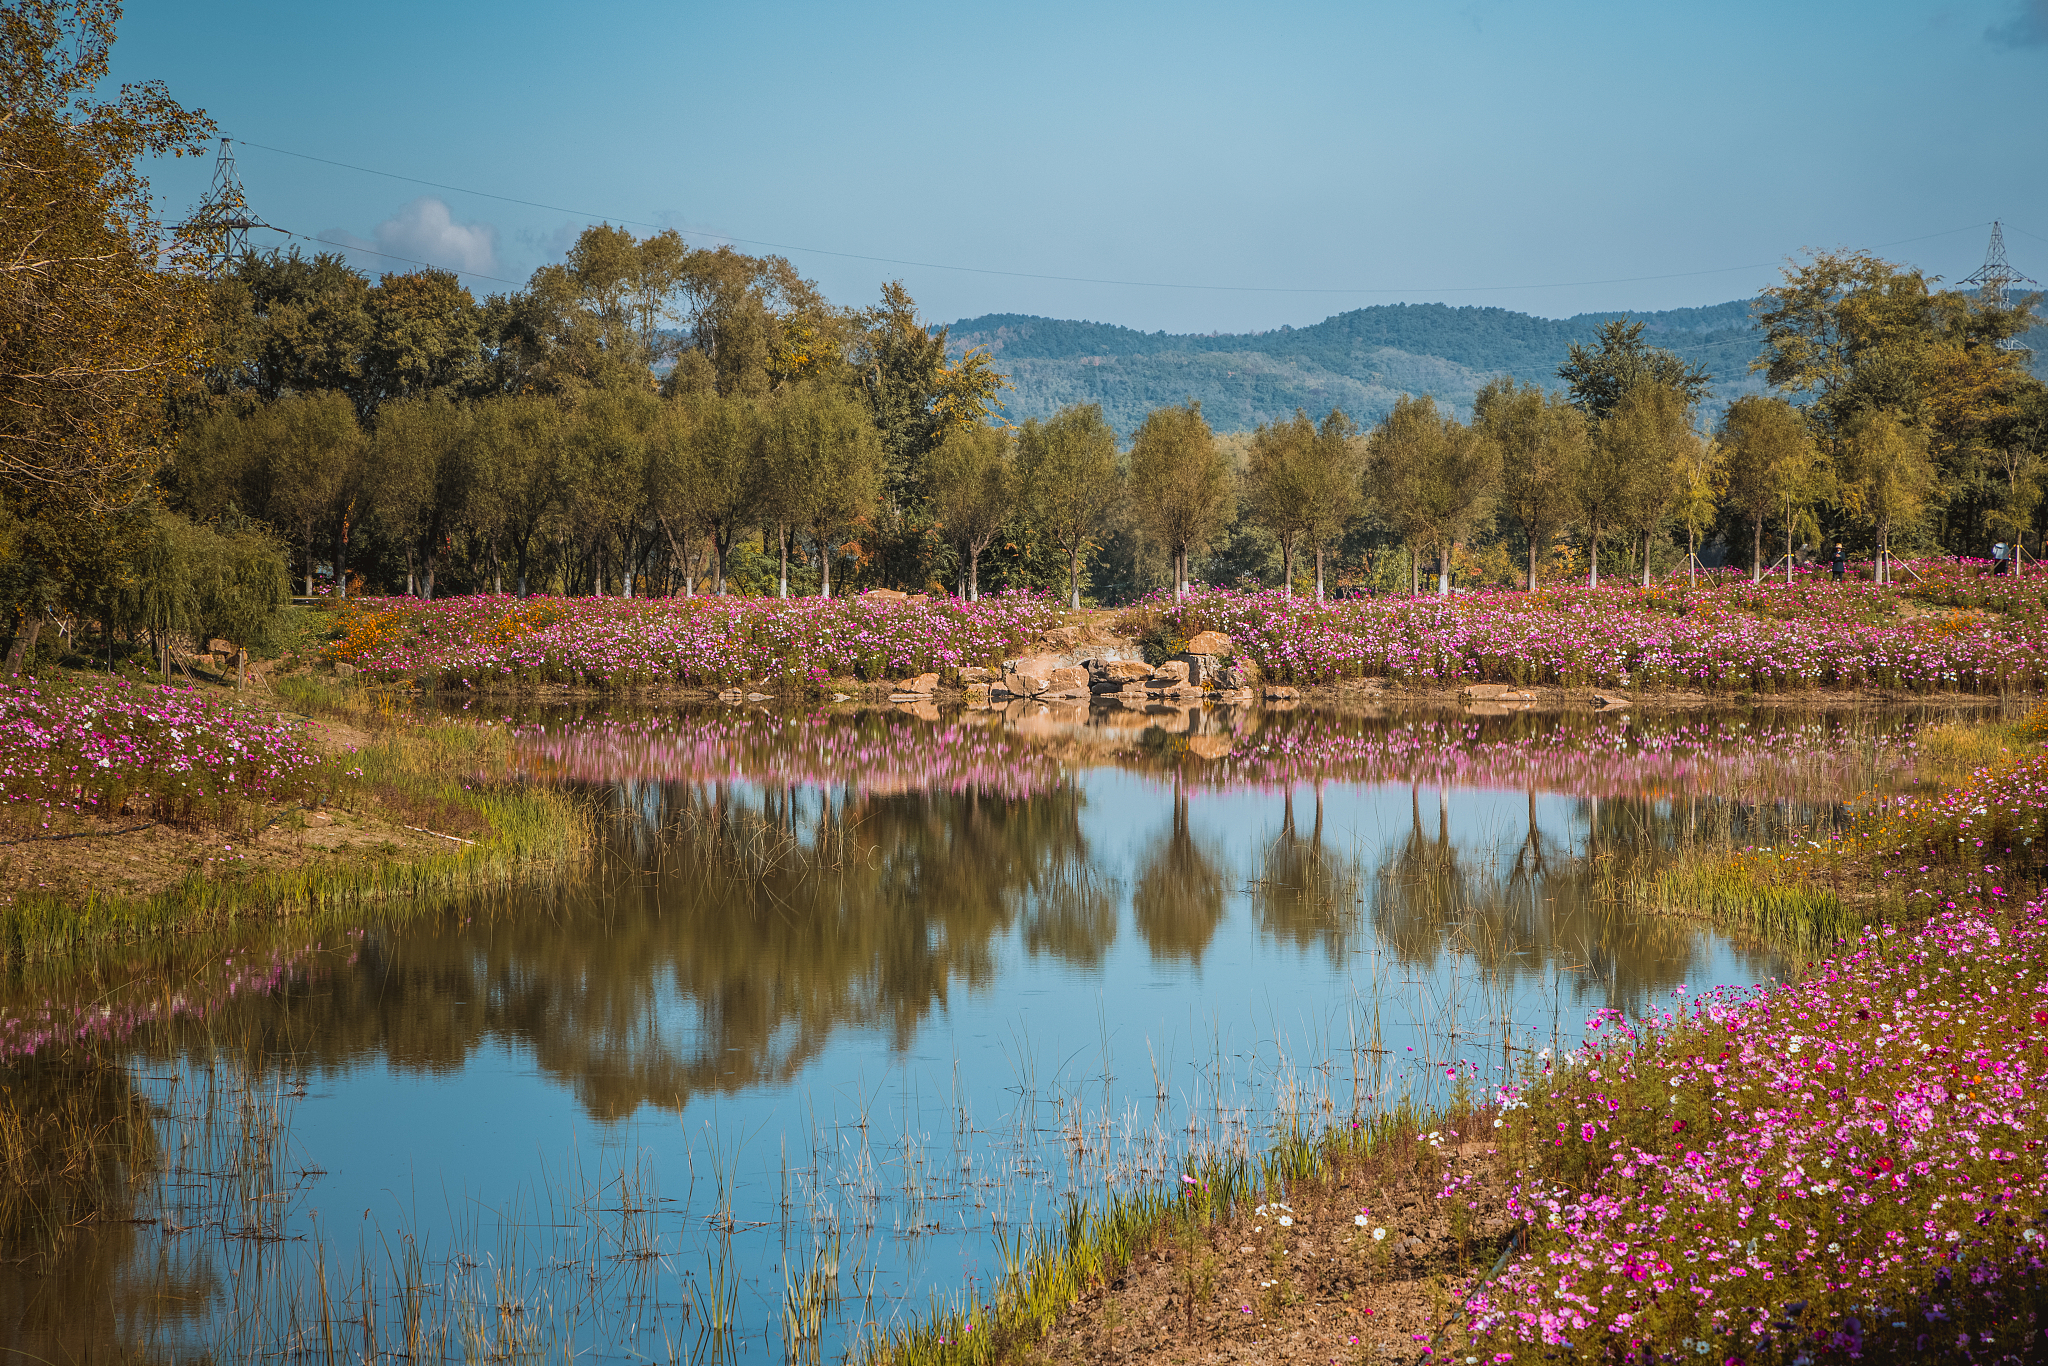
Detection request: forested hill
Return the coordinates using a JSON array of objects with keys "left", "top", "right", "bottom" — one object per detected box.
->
[{"left": 945, "top": 300, "right": 1771, "bottom": 437}]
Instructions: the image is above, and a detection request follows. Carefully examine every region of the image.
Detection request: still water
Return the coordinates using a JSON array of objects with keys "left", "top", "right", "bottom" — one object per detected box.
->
[{"left": 0, "top": 702, "right": 1926, "bottom": 1361}]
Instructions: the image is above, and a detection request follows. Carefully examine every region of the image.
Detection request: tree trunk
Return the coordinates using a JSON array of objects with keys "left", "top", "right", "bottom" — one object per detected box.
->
[
  {"left": 816, "top": 528, "right": 831, "bottom": 598},
  {"left": 1641, "top": 531, "right": 1652, "bottom": 588},
  {"left": 1068, "top": 545, "right": 1082, "bottom": 610},
  {"left": 777, "top": 524, "right": 789, "bottom": 599},
  {"left": 1528, "top": 536, "right": 1538, "bottom": 592},
  {"left": 1785, "top": 506, "right": 1794, "bottom": 586},
  {"left": 1589, "top": 530, "right": 1600, "bottom": 589},
  {"left": 3, "top": 618, "right": 41, "bottom": 676},
  {"left": 1316, "top": 543, "right": 1326, "bottom": 601},
  {"left": 1437, "top": 542, "right": 1451, "bottom": 597},
  {"left": 1752, "top": 517, "right": 1762, "bottom": 583},
  {"left": 335, "top": 512, "right": 350, "bottom": 600},
  {"left": 1281, "top": 532, "right": 1294, "bottom": 600},
  {"left": 1410, "top": 543, "right": 1418, "bottom": 595},
  {"left": 305, "top": 526, "right": 316, "bottom": 598},
  {"left": 968, "top": 545, "right": 980, "bottom": 602}
]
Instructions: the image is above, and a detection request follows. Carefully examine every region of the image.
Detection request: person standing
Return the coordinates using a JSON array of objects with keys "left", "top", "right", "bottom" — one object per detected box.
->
[
  {"left": 1830, "top": 541, "right": 1845, "bottom": 580},
  {"left": 1994, "top": 542, "right": 2010, "bottom": 576}
]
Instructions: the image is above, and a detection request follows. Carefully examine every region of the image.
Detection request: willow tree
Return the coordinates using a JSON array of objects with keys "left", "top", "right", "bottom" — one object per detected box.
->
[
  {"left": 1837, "top": 407, "right": 1937, "bottom": 584},
  {"left": 1474, "top": 378, "right": 1586, "bottom": 588},
  {"left": 1018, "top": 404, "right": 1120, "bottom": 610},
  {"left": 1364, "top": 396, "right": 1498, "bottom": 596},
  {"left": 1127, "top": 401, "right": 1233, "bottom": 602},
  {"left": 928, "top": 423, "right": 1014, "bottom": 601}
]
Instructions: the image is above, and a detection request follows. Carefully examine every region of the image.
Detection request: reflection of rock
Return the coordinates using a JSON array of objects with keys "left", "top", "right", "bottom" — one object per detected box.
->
[
  {"left": 895, "top": 699, "right": 941, "bottom": 721},
  {"left": 1594, "top": 691, "right": 1631, "bottom": 709},
  {"left": 1149, "top": 706, "right": 1194, "bottom": 734},
  {"left": 1187, "top": 734, "right": 1234, "bottom": 759},
  {"left": 1263, "top": 686, "right": 1300, "bottom": 700},
  {"left": 1463, "top": 683, "right": 1535, "bottom": 703},
  {"left": 964, "top": 682, "right": 992, "bottom": 706},
  {"left": 1186, "top": 631, "right": 1232, "bottom": 656},
  {"left": 717, "top": 689, "right": 745, "bottom": 702}
]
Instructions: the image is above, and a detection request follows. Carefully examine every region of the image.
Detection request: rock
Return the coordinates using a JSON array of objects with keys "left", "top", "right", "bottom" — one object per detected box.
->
[
  {"left": 1086, "top": 658, "right": 1153, "bottom": 685},
  {"left": 1462, "top": 683, "right": 1520, "bottom": 700},
  {"left": 898, "top": 672, "right": 939, "bottom": 694},
  {"left": 1044, "top": 665, "right": 1090, "bottom": 696},
  {"left": 746, "top": 692, "right": 769, "bottom": 702},
  {"left": 1176, "top": 652, "right": 1220, "bottom": 685},
  {"left": 717, "top": 689, "right": 745, "bottom": 702},
  {"left": 207, "top": 638, "right": 235, "bottom": 655},
  {"left": 192, "top": 653, "right": 218, "bottom": 671},
  {"left": 957, "top": 666, "right": 994, "bottom": 684},
  {"left": 830, "top": 692, "right": 851, "bottom": 702},
  {"left": 1263, "top": 685, "right": 1300, "bottom": 700},
  {"left": 1593, "top": 691, "right": 1631, "bottom": 709},
  {"left": 333, "top": 662, "right": 358, "bottom": 680},
  {"left": 1187, "top": 734, "right": 1235, "bottom": 759},
  {"left": 1038, "top": 626, "right": 1082, "bottom": 649},
  {"left": 964, "top": 682, "right": 992, "bottom": 703},
  {"left": 1218, "top": 659, "right": 1260, "bottom": 689},
  {"left": 1185, "top": 630, "right": 1232, "bottom": 656},
  {"left": 1149, "top": 659, "right": 1190, "bottom": 686},
  {"left": 862, "top": 588, "right": 908, "bottom": 601}
]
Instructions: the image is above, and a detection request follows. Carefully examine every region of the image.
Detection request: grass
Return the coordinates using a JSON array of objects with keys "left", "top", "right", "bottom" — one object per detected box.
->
[{"left": 0, "top": 672, "right": 592, "bottom": 962}]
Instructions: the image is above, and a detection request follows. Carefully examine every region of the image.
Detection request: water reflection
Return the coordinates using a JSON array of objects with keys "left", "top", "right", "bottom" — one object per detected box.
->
[{"left": 0, "top": 701, "right": 1938, "bottom": 1360}]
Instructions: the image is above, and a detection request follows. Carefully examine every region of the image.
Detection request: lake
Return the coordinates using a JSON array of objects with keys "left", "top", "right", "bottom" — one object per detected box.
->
[{"left": 0, "top": 699, "right": 1927, "bottom": 1362}]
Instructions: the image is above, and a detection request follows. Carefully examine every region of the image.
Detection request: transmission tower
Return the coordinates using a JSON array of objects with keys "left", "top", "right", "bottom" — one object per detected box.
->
[
  {"left": 1961, "top": 221, "right": 2039, "bottom": 353},
  {"left": 182, "top": 137, "right": 265, "bottom": 278}
]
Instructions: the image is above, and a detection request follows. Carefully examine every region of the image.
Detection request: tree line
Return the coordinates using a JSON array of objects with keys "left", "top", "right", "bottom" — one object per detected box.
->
[{"left": 4, "top": 0, "right": 2046, "bottom": 683}]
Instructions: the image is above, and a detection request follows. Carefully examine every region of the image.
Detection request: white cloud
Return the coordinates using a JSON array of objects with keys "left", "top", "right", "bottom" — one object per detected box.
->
[{"left": 321, "top": 197, "right": 500, "bottom": 279}]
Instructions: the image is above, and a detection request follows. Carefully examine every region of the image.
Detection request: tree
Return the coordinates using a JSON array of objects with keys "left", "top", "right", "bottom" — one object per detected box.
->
[
  {"left": 367, "top": 396, "right": 470, "bottom": 598},
  {"left": 1558, "top": 319, "right": 1713, "bottom": 420},
  {"left": 928, "top": 424, "right": 1014, "bottom": 601},
  {"left": 1244, "top": 412, "right": 1314, "bottom": 597},
  {"left": 1600, "top": 381, "right": 1696, "bottom": 587},
  {"left": 1126, "top": 401, "right": 1234, "bottom": 602},
  {"left": 1473, "top": 378, "right": 1587, "bottom": 588},
  {"left": 855, "top": 282, "right": 1008, "bottom": 504},
  {"left": 677, "top": 391, "right": 763, "bottom": 595},
  {"left": 472, "top": 394, "right": 566, "bottom": 596},
  {"left": 1837, "top": 408, "right": 1937, "bottom": 584},
  {"left": 1364, "top": 396, "right": 1498, "bottom": 596},
  {"left": 1017, "top": 404, "right": 1120, "bottom": 610},
  {"left": 762, "top": 383, "right": 883, "bottom": 598},
  {"left": 362, "top": 269, "right": 486, "bottom": 408},
  {"left": 257, "top": 392, "right": 364, "bottom": 597},
  {"left": 1673, "top": 429, "right": 1726, "bottom": 584},
  {"left": 0, "top": 0, "right": 212, "bottom": 662},
  {"left": 1297, "top": 411, "right": 1366, "bottom": 600},
  {"left": 1720, "top": 396, "right": 1820, "bottom": 583}
]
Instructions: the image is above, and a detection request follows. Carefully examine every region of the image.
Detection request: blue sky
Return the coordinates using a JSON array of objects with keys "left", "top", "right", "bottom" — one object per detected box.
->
[{"left": 118, "top": 0, "right": 2048, "bottom": 334}]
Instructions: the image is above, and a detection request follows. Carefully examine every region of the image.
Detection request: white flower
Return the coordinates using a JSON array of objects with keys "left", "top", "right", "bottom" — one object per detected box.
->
[
  {"left": 1254, "top": 1204, "right": 1267, "bottom": 1217},
  {"left": 1827, "top": 1242, "right": 1840, "bottom": 1253},
  {"left": 1494, "top": 1117, "right": 1505, "bottom": 1128},
  {"left": 1372, "top": 1227, "right": 1387, "bottom": 1241},
  {"left": 1278, "top": 1215, "right": 1293, "bottom": 1227},
  {"left": 1354, "top": 1214, "right": 1368, "bottom": 1226}
]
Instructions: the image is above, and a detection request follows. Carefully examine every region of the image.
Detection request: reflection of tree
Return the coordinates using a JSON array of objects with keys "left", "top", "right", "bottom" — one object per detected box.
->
[
  {"left": 1251, "top": 786, "right": 1362, "bottom": 963},
  {"left": 1132, "top": 781, "right": 1227, "bottom": 965},
  {"left": 0, "top": 1057, "right": 211, "bottom": 1359},
  {"left": 146, "top": 781, "right": 1107, "bottom": 1121},
  {"left": 1368, "top": 789, "right": 1797, "bottom": 1020}
]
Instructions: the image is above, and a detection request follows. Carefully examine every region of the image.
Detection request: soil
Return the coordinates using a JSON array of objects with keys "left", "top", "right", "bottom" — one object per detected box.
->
[{"left": 1032, "top": 1131, "right": 1515, "bottom": 1366}]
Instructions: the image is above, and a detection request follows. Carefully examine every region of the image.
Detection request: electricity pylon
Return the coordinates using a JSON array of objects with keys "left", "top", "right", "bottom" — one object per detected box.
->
[{"left": 1961, "top": 221, "right": 2039, "bottom": 354}]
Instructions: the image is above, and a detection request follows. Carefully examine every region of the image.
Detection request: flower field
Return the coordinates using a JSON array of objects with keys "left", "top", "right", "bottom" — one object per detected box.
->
[
  {"left": 0, "top": 676, "right": 324, "bottom": 829},
  {"left": 1466, "top": 893, "right": 2048, "bottom": 1362},
  {"left": 326, "top": 592, "right": 1067, "bottom": 688},
  {"left": 1140, "top": 580, "right": 2048, "bottom": 693}
]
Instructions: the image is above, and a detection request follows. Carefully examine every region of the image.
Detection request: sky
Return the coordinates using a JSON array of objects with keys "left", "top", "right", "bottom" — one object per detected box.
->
[{"left": 116, "top": 0, "right": 2048, "bottom": 335}]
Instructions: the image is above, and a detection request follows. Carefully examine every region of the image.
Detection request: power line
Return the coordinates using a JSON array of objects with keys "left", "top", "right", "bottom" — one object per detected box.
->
[{"left": 229, "top": 137, "right": 1993, "bottom": 298}]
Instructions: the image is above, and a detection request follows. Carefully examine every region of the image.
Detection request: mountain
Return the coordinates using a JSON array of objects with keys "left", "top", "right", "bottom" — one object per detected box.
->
[{"left": 945, "top": 300, "right": 1773, "bottom": 436}]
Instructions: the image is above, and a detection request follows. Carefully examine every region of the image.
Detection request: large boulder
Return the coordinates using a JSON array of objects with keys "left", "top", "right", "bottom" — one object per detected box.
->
[{"left": 1185, "top": 631, "right": 1232, "bottom": 657}]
